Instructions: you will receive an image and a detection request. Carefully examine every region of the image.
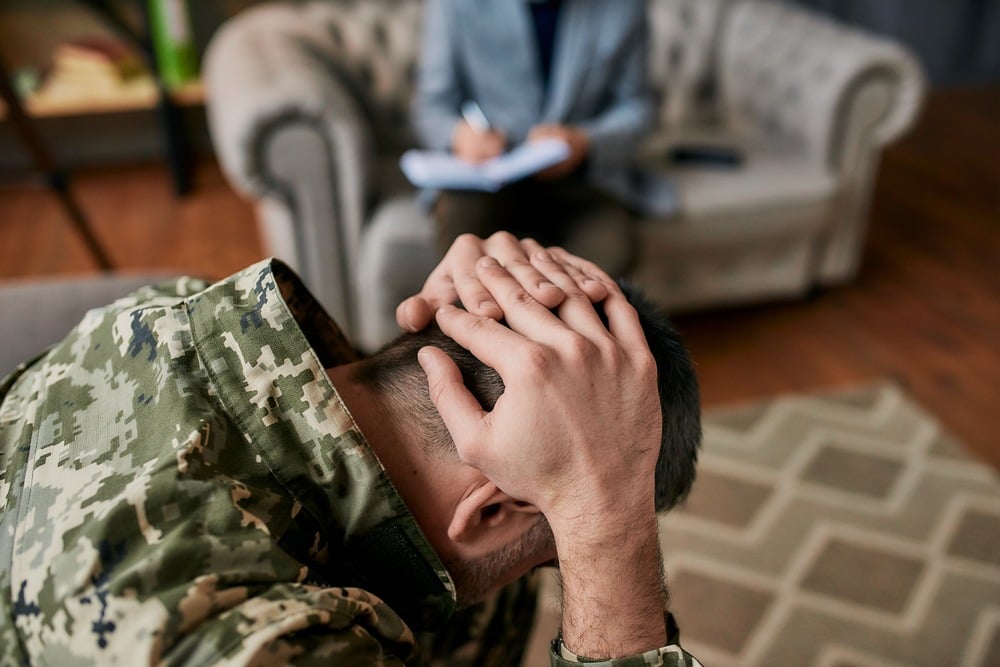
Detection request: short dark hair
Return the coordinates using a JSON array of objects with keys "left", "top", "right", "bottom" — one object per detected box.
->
[{"left": 354, "top": 283, "right": 701, "bottom": 511}]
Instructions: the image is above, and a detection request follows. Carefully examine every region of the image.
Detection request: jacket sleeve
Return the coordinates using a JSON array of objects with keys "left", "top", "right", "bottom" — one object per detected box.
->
[
  {"left": 549, "top": 613, "right": 703, "bottom": 667},
  {"left": 411, "top": 0, "right": 465, "bottom": 152},
  {"left": 163, "top": 584, "right": 419, "bottom": 666},
  {"left": 577, "top": 1, "right": 656, "bottom": 172},
  {"left": 551, "top": 643, "right": 702, "bottom": 667}
]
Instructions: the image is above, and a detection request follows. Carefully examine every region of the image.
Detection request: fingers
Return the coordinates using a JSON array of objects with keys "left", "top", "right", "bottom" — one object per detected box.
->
[
  {"left": 527, "top": 251, "right": 611, "bottom": 340},
  {"left": 397, "top": 235, "right": 504, "bottom": 332},
  {"left": 445, "top": 235, "right": 510, "bottom": 318},
  {"left": 396, "top": 296, "right": 435, "bottom": 333},
  {"left": 528, "top": 124, "right": 563, "bottom": 142},
  {"left": 483, "top": 246, "right": 643, "bottom": 357},
  {"left": 398, "top": 233, "right": 571, "bottom": 333},
  {"left": 417, "top": 345, "right": 487, "bottom": 450},
  {"left": 470, "top": 257, "right": 573, "bottom": 347},
  {"left": 531, "top": 248, "right": 608, "bottom": 303},
  {"left": 543, "top": 247, "right": 618, "bottom": 295},
  {"left": 397, "top": 233, "right": 616, "bottom": 334},
  {"left": 483, "top": 234, "right": 564, "bottom": 310},
  {"left": 434, "top": 303, "right": 541, "bottom": 373},
  {"left": 599, "top": 286, "right": 650, "bottom": 355},
  {"left": 448, "top": 233, "right": 563, "bottom": 316},
  {"left": 453, "top": 123, "right": 506, "bottom": 162}
]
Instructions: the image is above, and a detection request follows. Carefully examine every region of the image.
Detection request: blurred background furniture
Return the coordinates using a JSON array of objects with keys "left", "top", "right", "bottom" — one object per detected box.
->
[
  {"left": 0, "top": 272, "right": 176, "bottom": 377},
  {"left": 77, "top": 0, "right": 198, "bottom": 195},
  {"left": 0, "top": 52, "right": 114, "bottom": 270},
  {"left": 204, "top": 0, "right": 925, "bottom": 352},
  {"left": 0, "top": 0, "right": 205, "bottom": 194}
]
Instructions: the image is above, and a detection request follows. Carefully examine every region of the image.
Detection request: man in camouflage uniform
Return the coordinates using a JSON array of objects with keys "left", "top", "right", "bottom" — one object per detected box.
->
[{"left": 1, "top": 234, "right": 702, "bottom": 666}]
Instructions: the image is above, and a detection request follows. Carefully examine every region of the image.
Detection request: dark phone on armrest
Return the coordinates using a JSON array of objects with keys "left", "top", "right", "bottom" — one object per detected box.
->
[{"left": 667, "top": 145, "right": 744, "bottom": 168}]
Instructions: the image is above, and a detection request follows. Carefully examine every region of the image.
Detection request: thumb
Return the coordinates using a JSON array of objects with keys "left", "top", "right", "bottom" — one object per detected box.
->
[
  {"left": 418, "top": 346, "right": 486, "bottom": 456},
  {"left": 396, "top": 296, "right": 433, "bottom": 332}
]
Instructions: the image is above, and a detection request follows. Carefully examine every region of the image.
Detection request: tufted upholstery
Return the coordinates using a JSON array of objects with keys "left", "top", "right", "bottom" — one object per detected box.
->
[
  {"left": 205, "top": 0, "right": 925, "bottom": 352},
  {"left": 718, "top": 0, "right": 925, "bottom": 168},
  {"left": 647, "top": 0, "right": 730, "bottom": 128}
]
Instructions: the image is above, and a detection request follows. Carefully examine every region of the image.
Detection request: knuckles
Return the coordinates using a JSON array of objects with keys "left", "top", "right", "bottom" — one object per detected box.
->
[
  {"left": 559, "top": 286, "right": 590, "bottom": 304},
  {"left": 632, "top": 348, "right": 658, "bottom": 385},
  {"left": 510, "top": 288, "right": 538, "bottom": 308},
  {"left": 453, "top": 233, "right": 484, "bottom": 254},
  {"left": 486, "top": 230, "right": 519, "bottom": 248},
  {"left": 452, "top": 438, "right": 481, "bottom": 467},
  {"left": 517, "top": 342, "right": 556, "bottom": 378},
  {"left": 463, "top": 313, "right": 496, "bottom": 336},
  {"left": 561, "top": 332, "right": 599, "bottom": 365}
]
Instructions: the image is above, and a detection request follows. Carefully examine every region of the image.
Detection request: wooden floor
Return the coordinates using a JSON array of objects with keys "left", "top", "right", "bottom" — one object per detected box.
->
[{"left": 1, "top": 87, "right": 997, "bottom": 467}]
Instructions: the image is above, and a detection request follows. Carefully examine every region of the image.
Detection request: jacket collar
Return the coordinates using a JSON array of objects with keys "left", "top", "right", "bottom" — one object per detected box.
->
[{"left": 186, "top": 258, "right": 456, "bottom": 630}]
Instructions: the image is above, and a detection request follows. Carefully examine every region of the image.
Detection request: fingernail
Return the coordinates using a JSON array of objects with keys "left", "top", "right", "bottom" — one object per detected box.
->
[
  {"left": 480, "top": 300, "right": 499, "bottom": 313},
  {"left": 538, "top": 281, "right": 556, "bottom": 289},
  {"left": 478, "top": 256, "right": 499, "bottom": 268},
  {"left": 536, "top": 250, "right": 554, "bottom": 262}
]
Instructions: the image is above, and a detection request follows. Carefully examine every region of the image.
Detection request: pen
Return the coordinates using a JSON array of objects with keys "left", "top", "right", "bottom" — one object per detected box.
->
[{"left": 461, "top": 100, "right": 491, "bottom": 132}]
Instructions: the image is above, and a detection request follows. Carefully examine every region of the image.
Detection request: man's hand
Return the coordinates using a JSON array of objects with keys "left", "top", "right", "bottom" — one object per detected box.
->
[
  {"left": 418, "top": 255, "right": 659, "bottom": 527},
  {"left": 395, "top": 232, "right": 609, "bottom": 333},
  {"left": 528, "top": 124, "right": 589, "bottom": 180},
  {"left": 451, "top": 120, "right": 506, "bottom": 163},
  {"left": 418, "top": 257, "right": 668, "bottom": 657}
]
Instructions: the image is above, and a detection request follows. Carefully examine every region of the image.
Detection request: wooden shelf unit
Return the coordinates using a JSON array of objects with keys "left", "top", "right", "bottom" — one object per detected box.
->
[{"left": 0, "top": 78, "right": 204, "bottom": 120}]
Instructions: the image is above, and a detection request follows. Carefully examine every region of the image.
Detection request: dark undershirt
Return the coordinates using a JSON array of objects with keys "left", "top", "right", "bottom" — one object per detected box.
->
[{"left": 528, "top": 0, "right": 563, "bottom": 95}]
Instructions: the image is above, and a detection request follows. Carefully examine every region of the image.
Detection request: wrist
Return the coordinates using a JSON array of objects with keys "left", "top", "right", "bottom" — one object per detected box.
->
[
  {"left": 552, "top": 506, "right": 659, "bottom": 563},
  {"left": 556, "top": 512, "right": 668, "bottom": 658},
  {"left": 545, "top": 482, "right": 657, "bottom": 543}
]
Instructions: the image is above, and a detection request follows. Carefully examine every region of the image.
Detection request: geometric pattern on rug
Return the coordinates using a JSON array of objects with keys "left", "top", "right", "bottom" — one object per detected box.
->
[
  {"left": 659, "top": 383, "right": 1000, "bottom": 667},
  {"left": 521, "top": 383, "right": 1000, "bottom": 667}
]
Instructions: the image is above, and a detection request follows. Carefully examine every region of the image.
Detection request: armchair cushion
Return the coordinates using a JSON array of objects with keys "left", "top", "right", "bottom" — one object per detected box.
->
[
  {"left": 640, "top": 127, "right": 836, "bottom": 219},
  {"left": 669, "top": 152, "right": 835, "bottom": 220}
]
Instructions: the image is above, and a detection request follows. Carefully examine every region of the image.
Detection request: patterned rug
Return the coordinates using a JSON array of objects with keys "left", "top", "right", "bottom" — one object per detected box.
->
[{"left": 523, "top": 383, "right": 1000, "bottom": 667}]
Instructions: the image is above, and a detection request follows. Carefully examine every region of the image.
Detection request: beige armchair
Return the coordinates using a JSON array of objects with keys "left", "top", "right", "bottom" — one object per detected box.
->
[{"left": 205, "top": 0, "right": 925, "bottom": 352}]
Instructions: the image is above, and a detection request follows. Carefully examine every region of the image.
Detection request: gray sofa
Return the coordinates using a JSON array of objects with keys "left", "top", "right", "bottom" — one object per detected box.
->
[
  {"left": 204, "top": 0, "right": 925, "bottom": 352},
  {"left": 0, "top": 274, "right": 176, "bottom": 378}
]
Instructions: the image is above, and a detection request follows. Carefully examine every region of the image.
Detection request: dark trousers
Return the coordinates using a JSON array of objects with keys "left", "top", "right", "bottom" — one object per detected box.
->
[{"left": 432, "top": 179, "right": 636, "bottom": 278}]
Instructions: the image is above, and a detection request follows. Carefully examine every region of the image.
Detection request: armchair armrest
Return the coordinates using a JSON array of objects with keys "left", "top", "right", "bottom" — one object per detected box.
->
[
  {"left": 204, "top": 2, "right": 377, "bottom": 332},
  {"left": 205, "top": 2, "right": 375, "bottom": 198},
  {"left": 716, "top": 0, "right": 925, "bottom": 170}
]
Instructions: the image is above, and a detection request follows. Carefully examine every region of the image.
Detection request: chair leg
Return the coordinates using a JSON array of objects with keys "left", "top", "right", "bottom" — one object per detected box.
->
[
  {"left": 45, "top": 172, "right": 114, "bottom": 271},
  {"left": 0, "top": 57, "right": 114, "bottom": 271}
]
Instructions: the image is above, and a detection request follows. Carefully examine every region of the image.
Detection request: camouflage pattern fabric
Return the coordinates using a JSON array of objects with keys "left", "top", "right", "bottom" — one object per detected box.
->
[
  {"left": 553, "top": 643, "right": 703, "bottom": 667},
  {"left": 419, "top": 572, "right": 541, "bottom": 667},
  {"left": 553, "top": 614, "right": 703, "bottom": 666},
  {"left": 0, "top": 259, "right": 700, "bottom": 666},
  {"left": 0, "top": 260, "right": 454, "bottom": 665}
]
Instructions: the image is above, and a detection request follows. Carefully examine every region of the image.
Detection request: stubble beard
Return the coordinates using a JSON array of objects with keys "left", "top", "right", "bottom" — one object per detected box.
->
[{"left": 446, "top": 516, "right": 556, "bottom": 607}]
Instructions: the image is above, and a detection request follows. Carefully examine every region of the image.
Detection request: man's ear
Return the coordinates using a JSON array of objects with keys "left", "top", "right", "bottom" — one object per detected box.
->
[{"left": 447, "top": 480, "right": 542, "bottom": 551}]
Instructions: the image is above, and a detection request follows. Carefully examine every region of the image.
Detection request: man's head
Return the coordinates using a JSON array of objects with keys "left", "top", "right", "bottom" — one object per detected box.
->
[{"left": 346, "top": 283, "right": 700, "bottom": 603}]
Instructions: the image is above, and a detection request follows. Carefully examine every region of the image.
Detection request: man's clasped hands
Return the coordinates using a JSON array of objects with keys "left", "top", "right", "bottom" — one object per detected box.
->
[{"left": 396, "top": 232, "right": 668, "bottom": 657}]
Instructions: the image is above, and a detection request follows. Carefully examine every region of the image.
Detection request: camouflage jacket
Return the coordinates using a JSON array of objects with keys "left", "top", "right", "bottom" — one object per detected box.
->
[{"left": 0, "top": 260, "right": 699, "bottom": 667}]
